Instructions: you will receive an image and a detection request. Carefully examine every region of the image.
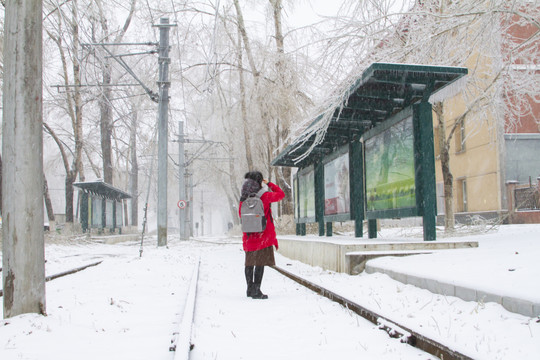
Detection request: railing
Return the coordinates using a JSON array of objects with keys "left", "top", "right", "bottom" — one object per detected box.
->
[{"left": 514, "top": 186, "right": 539, "bottom": 211}]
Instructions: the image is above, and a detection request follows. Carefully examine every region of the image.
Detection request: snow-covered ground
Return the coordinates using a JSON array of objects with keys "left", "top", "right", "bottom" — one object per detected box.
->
[{"left": 0, "top": 224, "right": 539, "bottom": 359}]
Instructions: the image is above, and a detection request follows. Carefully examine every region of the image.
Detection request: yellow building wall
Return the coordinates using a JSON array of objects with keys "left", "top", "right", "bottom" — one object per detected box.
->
[{"left": 433, "top": 93, "right": 503, "bottom": 214}]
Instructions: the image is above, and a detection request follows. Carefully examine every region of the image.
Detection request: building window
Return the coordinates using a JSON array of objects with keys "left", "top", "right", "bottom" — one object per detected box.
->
[
  {"left": 457, "top": 178, "right": 468, "bottom": 212},
  {"left": 455, "top": 120, "right": 466, "bottom": 153}
]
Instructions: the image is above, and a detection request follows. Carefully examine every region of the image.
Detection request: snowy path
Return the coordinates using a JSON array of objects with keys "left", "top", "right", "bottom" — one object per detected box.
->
[
  {"left": 1, "top": 232, "right": 539, "bottom": 360},
  {"left": 190, "top": 244, "right": 436, "bottom": 360}
]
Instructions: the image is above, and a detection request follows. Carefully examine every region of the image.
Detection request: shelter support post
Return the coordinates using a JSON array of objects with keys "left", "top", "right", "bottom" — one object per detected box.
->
[
  {"left": 414, "top": 102, "right": 437, "bottom": 241},
  {"left": 350, "top": 140, "right": 364, "bottom": 237},
  {"left": 113, "top": 201, "right": 117, "bottom": 232},
  {"left": 81, "top": 193, "right": 89, "bottom": 232},
  {"left": 101, "top": 199, "right": 107, "bottom": 233},
  {"left": 368, "top": 219, "right": 377, "bottom": 238},
  {"left": 326, "top": 222, "right": 333, "bottom": 236},
  {"left": 315, "top": 161, "right": 325, "bottom": 236},
  {"left": 296, "top": 223, "right": 306, "bottom": 236},
  {"left": 318, "top": 221, "right": 325, "bottom": 237}
]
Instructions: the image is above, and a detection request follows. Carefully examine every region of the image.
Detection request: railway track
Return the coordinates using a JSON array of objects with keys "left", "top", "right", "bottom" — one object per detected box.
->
[
  {"left": 271, "top": 265, "right": 474, "bottom": 360},
  {"left": 170, "top": 260, "right": 473, "bottom": 360},
  {"left": 0, "top": 246, "right": 477, "bottom": 359},
  {"left": 0, "top": 261, "right": 102, "bottom": 298}
]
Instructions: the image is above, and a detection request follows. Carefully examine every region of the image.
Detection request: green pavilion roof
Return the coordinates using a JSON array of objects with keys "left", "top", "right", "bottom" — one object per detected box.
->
[
  {"left": 272, "top": 63, "right": 468, "bottom": 167},
  {"left": 73, "top": 180, "right": 132, "bottom": 200}
]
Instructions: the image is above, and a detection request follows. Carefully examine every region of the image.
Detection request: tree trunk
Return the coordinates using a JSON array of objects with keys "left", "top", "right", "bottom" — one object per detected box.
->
[
  {"left": 43, "top": 2, "right": 86, "bottom": 225},
  {"left": 434, "top": 102, "right": 455, "bottom": 231},
  {"left": 65, "top": 171, "right": 76, "bottom": 223},
  {"left": 236, "top": 27, "right": 254, "bottom": 170},
  {"left": 129, "top": 106, "right": 139, "bottom": 226},
  {"left": 71, "top": 1, "right": 85, "bottom": 220},
  {"left": 276, "top": 167, "right": 293, "bottom": 215},
  {"left": 96, "top": 0, "right": 136, "bottom": 185},
  {"left": 235, "top": 0, "right": 277, "bottom": 183},
  {"left": 43, "top": 174, "right": 55, "bottom": 222},
  {"left": 100, "top": 66, "right": 113, "bottom": 184},
  {"left": 270, "top": 0, "right": 293, "bottom": 215},
  {"left": 96, "top": 3, "right": 113, "bottom": 184}
]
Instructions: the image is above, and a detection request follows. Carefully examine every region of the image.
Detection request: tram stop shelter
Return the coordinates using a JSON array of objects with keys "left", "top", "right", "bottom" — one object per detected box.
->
[
  {"left": 74, "top": 180, "right": 131, "bottom": 233},
  {"left": 272, "top": 63, "right": 468, "bottom": 242}
]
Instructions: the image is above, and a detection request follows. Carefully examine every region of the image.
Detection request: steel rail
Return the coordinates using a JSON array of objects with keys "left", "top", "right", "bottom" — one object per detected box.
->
[
  {"left": 271, "top": 265, "right": 474, "bottom": 360},
  {"left": 0, "top": 261, "right": 103, "bottom": 298},
  {"left": 170, "top": 257, "right": 201, "bottom": 359}
]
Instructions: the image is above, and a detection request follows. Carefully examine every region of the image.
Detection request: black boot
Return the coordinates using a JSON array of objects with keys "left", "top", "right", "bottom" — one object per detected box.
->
[
  {"left": 251, "top": 266, "right": 268, "bottom": 299},
  {"left": 245, "top": 266, "right": 255, "bottom": 297}
]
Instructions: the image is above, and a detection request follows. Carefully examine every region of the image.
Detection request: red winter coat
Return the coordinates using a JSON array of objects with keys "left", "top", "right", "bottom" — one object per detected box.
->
[{"left": 239, "top": 182, "right": 285, "bottom": 252}]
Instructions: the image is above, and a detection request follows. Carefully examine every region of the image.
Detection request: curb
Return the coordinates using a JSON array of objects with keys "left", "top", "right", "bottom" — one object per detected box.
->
[{"left": 365, "top": 263, "right": 540, "bottom": 318}]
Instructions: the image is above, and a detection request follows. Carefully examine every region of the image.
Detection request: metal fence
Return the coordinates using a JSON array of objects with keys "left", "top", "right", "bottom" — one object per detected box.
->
[{"left": 514, "top": 186, "right": 540, "bottom": 210}]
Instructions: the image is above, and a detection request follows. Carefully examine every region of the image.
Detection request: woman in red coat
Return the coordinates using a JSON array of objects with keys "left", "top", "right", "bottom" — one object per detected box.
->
[{"left": 239, "top": 171, "right": 285, "bottom": 299}]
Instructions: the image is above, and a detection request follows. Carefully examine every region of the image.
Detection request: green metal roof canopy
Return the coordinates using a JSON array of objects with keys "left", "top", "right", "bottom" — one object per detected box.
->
[
  {"left": 74, "top": 180, "right": 132, "bottom": 200},
  {"left": 272, "top": 63, "right": 468, "bottom": 167}
]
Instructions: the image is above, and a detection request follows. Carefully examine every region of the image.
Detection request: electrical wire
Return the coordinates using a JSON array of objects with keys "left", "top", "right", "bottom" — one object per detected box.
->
[{"left": 139, "top": 126, "right": 159, "bottom": 257}]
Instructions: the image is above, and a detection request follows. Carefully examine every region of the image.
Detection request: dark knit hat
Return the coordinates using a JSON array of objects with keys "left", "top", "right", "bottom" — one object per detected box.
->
[{"left": 240, "top": 178, "right": 262, "bottom": 202}]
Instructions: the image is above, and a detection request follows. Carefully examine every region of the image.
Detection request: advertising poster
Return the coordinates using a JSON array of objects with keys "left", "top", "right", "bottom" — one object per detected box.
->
[
  {"left": 298, "top": 169, "right": 315, "bottom": 218},
  {"left": 324, "top": 152, "right": 350, "bottom": 215},
  {"left": 365, "top": 116, "right": 416, "bottom": 212},
  {"left": 294, "top": 176, "right": 299, "bottom": 219}
]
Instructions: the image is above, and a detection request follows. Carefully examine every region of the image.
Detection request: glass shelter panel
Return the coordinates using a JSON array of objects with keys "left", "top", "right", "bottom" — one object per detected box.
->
[
  {"left": 91, "top": 195, "right": 102, "bottom": 228},
  {"left": 324, "top": 152, "right": 350, "bottom": 215},
  {"left": 106, "top": 200, "right": 114, "bottom": 228},
  {"left": 116, "top": 201, "right": 123, "bottom": 227},
  {"left": 293, "top": 176, "right": 299, "bottom": 220},
  {"left": 298, "top": 168, "right": 315, "bottom": 219},
  {"left": 365, "top": 116, "right": 416, "bottom": 212}
]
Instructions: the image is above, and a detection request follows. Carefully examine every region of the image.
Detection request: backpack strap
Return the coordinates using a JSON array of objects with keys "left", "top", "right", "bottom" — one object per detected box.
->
[{"left": 255, "top": 188, "right": 266, "bottom": 198}]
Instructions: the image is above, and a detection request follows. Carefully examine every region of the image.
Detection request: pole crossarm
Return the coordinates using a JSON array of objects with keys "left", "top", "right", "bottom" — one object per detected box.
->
[
  {"left": 105, "top": 50, "right": 158, "bottom": 58},
  {"left": 82, "top": 42, "right": 158, "bottom": 46},
  {"left": 98, "top": 44, "right": 159, "bottom": 102},
  {"left": 51, "top": 83, "right": 142, "bottom": 90}
]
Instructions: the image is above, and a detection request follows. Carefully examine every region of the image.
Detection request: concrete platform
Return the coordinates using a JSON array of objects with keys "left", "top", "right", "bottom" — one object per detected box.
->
[
  {"left": 276, "top": 235, "right": 539, "bottom": 317},
  {"left": 276, "top": 235, "right": 478, "bottom": 274},
  {"left": 365, "top": 262, "right": 540, "bottom": 318},
  {"left": 346, "top": 250, "right": 434, "bottom": 274},
  {"left": 91, "top": 233, "right": 142, "bottom": 244}
]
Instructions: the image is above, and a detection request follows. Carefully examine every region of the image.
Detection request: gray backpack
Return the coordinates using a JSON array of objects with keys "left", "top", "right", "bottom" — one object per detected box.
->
[{"left": 241, "top": 189, "right": 267, "bottom": 233}]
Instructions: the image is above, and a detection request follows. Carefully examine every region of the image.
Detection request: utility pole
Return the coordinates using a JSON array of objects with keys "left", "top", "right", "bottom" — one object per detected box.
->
[
  {"left": 178, "top": 120, "right": 188, "bottom": 240},
  {"left": 175, "top": 136, "right": 233, "bottom": 239},
  {"left": 156, "top": 18, "right": 174, "bottom": 247},
  {"left": 2, "top": 0, "right": 46, "bottom": 317},
  {"left": 200, "top": 191, "right": 204, "bottom": 236}
]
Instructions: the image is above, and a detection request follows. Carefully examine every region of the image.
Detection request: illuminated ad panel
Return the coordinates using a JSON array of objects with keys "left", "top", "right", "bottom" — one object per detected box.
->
[
  {"left": 365, "top": 116, "right": 416, "bottom": 212},
  {"left": 293, "top": 176, "right": 299, "bottom": 220},
  {"left": 324, "top": 152, "right": 350, "bottom": 215},
  {"left": 298, "top": 168, "right": 315, "bottom": 219}
]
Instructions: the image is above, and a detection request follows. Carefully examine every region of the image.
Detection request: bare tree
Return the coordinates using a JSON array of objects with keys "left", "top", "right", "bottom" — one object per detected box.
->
[
  {"left": 44, "top": 0, "right": 86, "bottom": 223},
  {"left": 93, "top": 0, "right": 137, "bottom": 184},
  {"left": 302, "top": 0, "right": 539, "bottom": 231}
]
